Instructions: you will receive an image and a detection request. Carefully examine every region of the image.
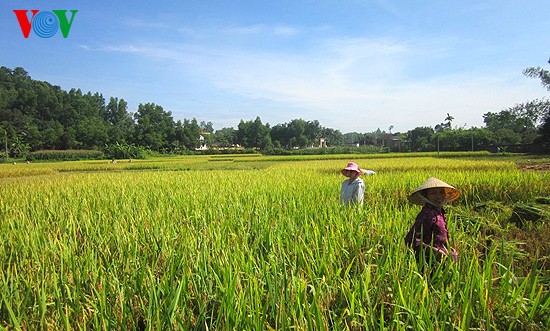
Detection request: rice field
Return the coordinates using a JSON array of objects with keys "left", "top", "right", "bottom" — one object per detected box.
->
[{"left": 1, "top": 153, "right": 549, "bottom": 330}]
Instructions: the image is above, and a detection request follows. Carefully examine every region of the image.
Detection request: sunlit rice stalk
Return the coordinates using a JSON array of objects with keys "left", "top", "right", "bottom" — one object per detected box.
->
[{"left": 0, "top": 154, "right": 548, "bottom": 329}]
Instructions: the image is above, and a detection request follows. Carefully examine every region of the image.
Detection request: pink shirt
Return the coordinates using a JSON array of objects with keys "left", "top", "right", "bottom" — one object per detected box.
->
[{"left": 404, "top": 203, "right": 450, "bottom": 252}]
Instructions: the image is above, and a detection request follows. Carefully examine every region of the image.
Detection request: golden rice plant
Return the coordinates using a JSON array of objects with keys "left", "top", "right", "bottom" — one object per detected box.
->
[{"left": 0, "top": 153, "right": 549, "bottom": 330}]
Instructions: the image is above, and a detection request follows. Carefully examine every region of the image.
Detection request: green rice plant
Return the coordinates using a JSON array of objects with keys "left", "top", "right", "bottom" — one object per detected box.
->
[{"left": 0, "top": 154, "right": 549, "bottom": 330}]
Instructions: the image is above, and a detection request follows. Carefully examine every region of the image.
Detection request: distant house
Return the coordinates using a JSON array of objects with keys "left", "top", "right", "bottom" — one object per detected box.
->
[
  {"left": 196, "top": 130, "right": 211, "bottom": 150},
  {"left": 381, "top": 134, "right": 402, "bottom": 151}
]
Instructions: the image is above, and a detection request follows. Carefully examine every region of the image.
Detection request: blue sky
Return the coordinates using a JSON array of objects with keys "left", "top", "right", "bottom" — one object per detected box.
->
[{"left": 1, "top": 1, "right": 549, "bottom": 133}]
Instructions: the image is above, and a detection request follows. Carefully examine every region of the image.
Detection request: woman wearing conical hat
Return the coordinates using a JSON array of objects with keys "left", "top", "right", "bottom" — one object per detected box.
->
[{"left": 404, "top": 177, "right": 460, "bottom": 265}]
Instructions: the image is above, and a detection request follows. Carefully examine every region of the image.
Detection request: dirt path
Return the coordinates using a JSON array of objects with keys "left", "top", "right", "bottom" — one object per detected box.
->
[{"left": 518, "top": 163, "right": 550, "bottom": 171}]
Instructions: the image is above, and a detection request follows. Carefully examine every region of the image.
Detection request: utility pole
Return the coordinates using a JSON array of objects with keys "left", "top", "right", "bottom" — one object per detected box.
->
[
  {"left": 4, "top": 129, "right": 7, "bottom": 162},
  {"left": 437, "top": 134, "right": 440, "bottom": 156}
]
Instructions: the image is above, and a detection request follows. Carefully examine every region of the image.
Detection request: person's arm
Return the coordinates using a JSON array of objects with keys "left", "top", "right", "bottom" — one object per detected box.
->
[
  {"left": 442, "top": 238, "right": 458, "bottom": 262},
  {"left": 422, "top": 242, "right": 448, "bottom": 257},
  {"left": 449, "top": 247, "right": 458, "bottom": 262},
  {"left": 421, "top": 219, "right": 457, "bottom": 261}
]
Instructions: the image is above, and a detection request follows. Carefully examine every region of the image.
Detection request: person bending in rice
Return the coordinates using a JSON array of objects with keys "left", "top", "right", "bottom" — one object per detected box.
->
[{"left": 404, "top": 177, "right": 459, "bottom": 265}]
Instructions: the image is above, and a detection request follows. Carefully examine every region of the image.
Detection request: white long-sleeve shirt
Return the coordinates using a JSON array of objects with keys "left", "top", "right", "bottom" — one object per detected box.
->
[{"left": 340, "top": 177, "right": 365, "bottom": 206}]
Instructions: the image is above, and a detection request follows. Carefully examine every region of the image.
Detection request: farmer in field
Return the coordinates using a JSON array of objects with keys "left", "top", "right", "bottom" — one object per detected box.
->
[
  {"left": 404, "top": 177, "right": 459, "bottom": 265},
  {"left": 340, "top": 162, "right": 374, "bottom": 206}
]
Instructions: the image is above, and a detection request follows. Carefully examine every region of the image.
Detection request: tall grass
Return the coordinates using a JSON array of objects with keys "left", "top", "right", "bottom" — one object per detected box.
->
[{"left": 0, "top": 155, "right": 549, "bottom": 330}]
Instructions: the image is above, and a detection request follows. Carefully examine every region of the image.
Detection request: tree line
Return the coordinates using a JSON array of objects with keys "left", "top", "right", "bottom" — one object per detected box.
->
[{"left": 1, "top": 63, "right": 549, "bottom": 159}]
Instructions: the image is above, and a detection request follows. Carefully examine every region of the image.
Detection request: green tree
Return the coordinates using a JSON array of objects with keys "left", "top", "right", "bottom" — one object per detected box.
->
[
  {"left": 492, "top": 128, "right": 522, "bottom": 145},
  {"left": 40, "top": 121, "right": 64, "bottom": 149},
  {"left": 270, "top": 123, "right": 289, "bottom": 148},
  {"left": 237, "top": 117, "right": 271, "bottom": 149},
  {"left": 200, "top": 121, "right": 214, "bottom": 134},
  {"left": 321, "top": 127, "right": 344, "bottom": 147},
  {"left": 408, "top": 127, "right": 435, "bottom": 151},
  {"left": 436, "top": 127, "right": 492, "bottom": 151},
  {"left": 175, "top": 118, "right": 201, "bottom": 150},
  {"left": 287, "top": 119, "right": 308, "bottom": 148},
  {"left": 343, "top": 132, "right": 364, "bottom": 146},
  {"left": 483, "top": 100, "right": 546, "bottom": 144},
  {"left": 1, "top": 66, "right": 143, "bottom": 152},
  {"left": 133, "top": 103, "right": 175, "bottom": 151},
  {"left": 105, "top": 97, "right": 134, "bottom": 144},
  {"left": 523, "top": 58, "right": 550, "bottom": 92},
  {"left": 523, "top": 59, "right": 550, "bottom": 143},
  {"left": 213, "top": 127, "right": 236, "bottom": 147},
  {"left": 10, "top": 134, "right": 30, "bottom": 158},
  {"left": 76, "top": 117, "right": 109, "bottom": 149},
  {"left": 304, "top": 120, "right": 322, "bottom": 146},
  {"left": 270, "top": 119, "right": 323, "bottom": 149},
  {"left": 435, "top": 113, "right": 454, "bottom": 132}
]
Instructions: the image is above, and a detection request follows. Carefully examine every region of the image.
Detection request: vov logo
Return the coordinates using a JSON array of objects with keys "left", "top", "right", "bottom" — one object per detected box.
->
[{"left": 13, "top": 10, "right": 78, "bottom": 38}]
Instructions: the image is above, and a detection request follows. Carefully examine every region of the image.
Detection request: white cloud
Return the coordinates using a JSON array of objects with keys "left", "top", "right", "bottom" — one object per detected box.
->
[{"left": 89, "top": 26, "right": 545, "bottom": 132}]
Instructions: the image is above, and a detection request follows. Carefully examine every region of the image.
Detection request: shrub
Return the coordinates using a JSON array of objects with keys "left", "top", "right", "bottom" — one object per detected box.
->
[
  {"left": 103, "top": 142, "right": 147, "bottom": 159},
  {"left": 28, "top": 150, "right": 105, "bottom": 161}
]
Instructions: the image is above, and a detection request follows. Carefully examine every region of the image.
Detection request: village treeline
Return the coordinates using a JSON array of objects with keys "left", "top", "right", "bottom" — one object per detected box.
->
[{"left": 1, "top": 64, "right": 549, "bottom": 160}]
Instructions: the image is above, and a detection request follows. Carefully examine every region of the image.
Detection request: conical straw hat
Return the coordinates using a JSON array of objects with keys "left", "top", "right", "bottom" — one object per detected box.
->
[{"left": 408, "top": 177, "right": 460, "bottom": 205}]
